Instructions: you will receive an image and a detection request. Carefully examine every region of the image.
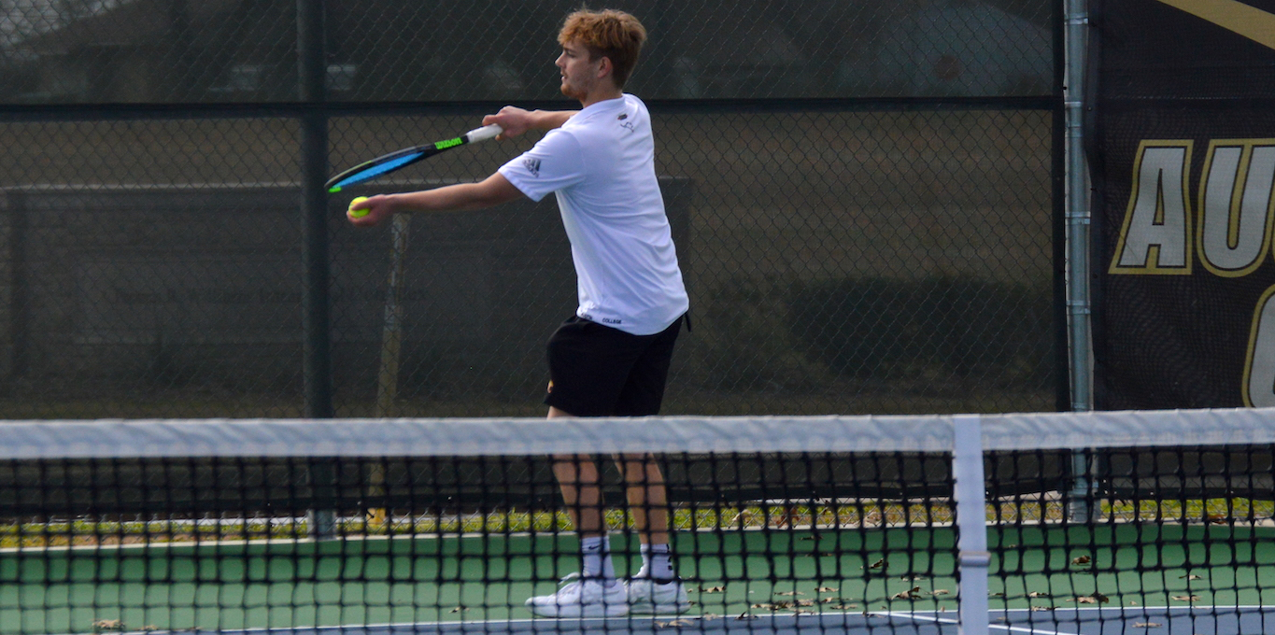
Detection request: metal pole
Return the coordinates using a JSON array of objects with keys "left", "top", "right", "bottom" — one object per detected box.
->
[
  {"left": 298, "top": 0, "right": 336, "bottom": 538},
  {"left": 1065, "top": 0, "right": 1094, "bottom": 523}
]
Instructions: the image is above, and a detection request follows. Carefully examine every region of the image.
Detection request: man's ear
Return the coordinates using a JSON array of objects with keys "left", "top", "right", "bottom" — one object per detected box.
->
[{"left": 596, "top": 56, "right": 614, "bottom": 79}]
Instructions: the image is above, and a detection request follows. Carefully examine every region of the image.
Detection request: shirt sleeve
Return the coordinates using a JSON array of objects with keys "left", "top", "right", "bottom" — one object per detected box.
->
[{"left": 497, "top": 128, "right": 587, "bottom": 202}]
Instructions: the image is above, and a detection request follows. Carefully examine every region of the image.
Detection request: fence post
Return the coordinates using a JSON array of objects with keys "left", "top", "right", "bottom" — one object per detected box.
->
[
  {"left": 298, "top": 0, "right": 336, "bottom": 538},
  {"left": 298, "top": 0, "right": 332, "bottom": 421},
  {"left": 1065, "top": 0, "right": 1094, "bottom": 523}
]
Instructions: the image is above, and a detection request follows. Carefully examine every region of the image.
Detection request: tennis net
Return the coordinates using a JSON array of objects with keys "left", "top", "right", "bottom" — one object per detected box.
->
[{"left": 0, "top": 410, "right": 1272, "bottom": 634}]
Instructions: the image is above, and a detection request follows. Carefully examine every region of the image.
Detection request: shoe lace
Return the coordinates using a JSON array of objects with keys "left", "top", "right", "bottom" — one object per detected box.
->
[{"left": 555, "top": 572, "right": 583, "bottom": 594}]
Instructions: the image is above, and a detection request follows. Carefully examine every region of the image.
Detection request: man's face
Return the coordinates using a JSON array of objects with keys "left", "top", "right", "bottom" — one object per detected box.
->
[{"left": 556, "top": 40, "right": 605, "bottom": 101}]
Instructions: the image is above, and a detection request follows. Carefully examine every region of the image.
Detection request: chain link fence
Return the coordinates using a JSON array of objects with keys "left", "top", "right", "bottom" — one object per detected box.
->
[{"left": 0, "top": 0, "right": 1061, "bottom": 419}]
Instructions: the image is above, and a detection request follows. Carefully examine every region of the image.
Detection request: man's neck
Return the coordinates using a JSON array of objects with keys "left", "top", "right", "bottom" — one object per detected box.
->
[{"left": 579, "top": 87, "right": 624, "bottom": 109}]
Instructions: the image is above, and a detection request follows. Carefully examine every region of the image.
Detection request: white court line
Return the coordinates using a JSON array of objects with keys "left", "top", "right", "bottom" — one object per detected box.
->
[
  {"left": 869, "top": 609, "right": 960, "bottom": 627},
  {"left": 987, "top": 622, "right": 1073, "bottom": 635},
  {"left": 872, "top": 609, "right": 1072, "bottom": 635}
]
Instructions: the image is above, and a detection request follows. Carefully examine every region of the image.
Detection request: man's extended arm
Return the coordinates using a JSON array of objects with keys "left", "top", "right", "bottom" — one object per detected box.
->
[
  {"left": 483, "top": 107, "right": 577, "bottom": 138},
  {"left": 347, "top": 173, "right": 524, "bottom": 226},
  {"left": 346, "top": 106, "right": 578, "bottom": 226}
]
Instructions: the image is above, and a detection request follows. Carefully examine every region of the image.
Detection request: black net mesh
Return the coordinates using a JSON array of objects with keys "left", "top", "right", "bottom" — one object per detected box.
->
[{"left": 2, "top": 413, "right": 1274, "bottom": 634}]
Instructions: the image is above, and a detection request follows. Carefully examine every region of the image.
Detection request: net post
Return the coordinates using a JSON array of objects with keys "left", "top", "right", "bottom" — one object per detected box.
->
[{"left": 953, "top": 414, "right": 989, "bottom": 635}]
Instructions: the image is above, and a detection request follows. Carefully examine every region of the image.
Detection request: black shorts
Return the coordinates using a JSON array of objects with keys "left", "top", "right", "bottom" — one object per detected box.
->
[{"left": 544, "top": 315, "right": 683, "bottom": 417}]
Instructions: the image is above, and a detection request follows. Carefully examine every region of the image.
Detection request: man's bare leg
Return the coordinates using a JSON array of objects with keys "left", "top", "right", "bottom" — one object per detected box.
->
[
  {"left": 616, "top": 453, "right": 687, "bottom": 614},
  {"left": 548, "top": 406, "right": 614, "bottom": 580},
  {"left": 618, "top": 453, "right": 677, "bottom": 581},
  {"left": 525, "top": 407, "right": 626, "bottom": 616},
  {"left": 618, "top": 453, "right": 669, "bottom": 545}
]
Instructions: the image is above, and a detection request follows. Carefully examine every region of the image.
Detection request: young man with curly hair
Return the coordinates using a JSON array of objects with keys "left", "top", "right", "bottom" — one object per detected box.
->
[{"left": 348, "top": 8, "right": 689, "bottom": 619}]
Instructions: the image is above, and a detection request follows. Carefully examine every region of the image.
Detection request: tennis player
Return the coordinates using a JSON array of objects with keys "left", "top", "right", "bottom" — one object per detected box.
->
[{"left": 348, "top": 8, "right": 689, "bottom": 619}]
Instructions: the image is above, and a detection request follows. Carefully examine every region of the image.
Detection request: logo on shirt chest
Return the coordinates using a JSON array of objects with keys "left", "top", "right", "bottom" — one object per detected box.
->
[{"left": 523, "top": 157, "right": 541, "bottom": 177}]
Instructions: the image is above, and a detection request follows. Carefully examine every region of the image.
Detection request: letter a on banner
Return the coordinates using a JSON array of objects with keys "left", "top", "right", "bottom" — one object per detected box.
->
[{"left": 1110, "top": 141, "right": 1194, "bottom": 275}]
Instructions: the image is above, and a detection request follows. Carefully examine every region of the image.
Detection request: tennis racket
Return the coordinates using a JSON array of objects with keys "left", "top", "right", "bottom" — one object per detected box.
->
[{"left": 326, "top": 124, "right": 504, "bottom": 193}]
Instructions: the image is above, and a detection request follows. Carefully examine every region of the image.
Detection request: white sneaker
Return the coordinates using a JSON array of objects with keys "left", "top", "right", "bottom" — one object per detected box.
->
[
  {"left": 526, "top": 573, "right": 629, "bottom": 618},
  {"left": 626, "top": 578, "right": 690, "bottom": 615}
]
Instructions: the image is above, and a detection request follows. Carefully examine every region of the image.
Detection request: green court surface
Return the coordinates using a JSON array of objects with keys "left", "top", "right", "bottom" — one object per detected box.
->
[{"left": 1, "top": 523, "right": 1271, "bottom": 634}]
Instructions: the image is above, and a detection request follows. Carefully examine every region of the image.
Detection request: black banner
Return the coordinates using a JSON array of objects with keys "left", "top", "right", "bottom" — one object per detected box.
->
[{"left": 1091, "top": 0, "right": 1275, "bottom": 408}]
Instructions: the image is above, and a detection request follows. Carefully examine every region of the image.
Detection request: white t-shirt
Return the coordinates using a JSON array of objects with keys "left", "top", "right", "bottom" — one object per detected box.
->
[{"left": 498, "top": 94, "right": 689, "bottom": 336}]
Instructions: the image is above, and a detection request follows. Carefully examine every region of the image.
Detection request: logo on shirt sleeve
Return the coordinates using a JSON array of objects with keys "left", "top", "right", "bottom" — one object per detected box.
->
[{"left": 523, "top": 157, "right": 542, "bottom": 177}]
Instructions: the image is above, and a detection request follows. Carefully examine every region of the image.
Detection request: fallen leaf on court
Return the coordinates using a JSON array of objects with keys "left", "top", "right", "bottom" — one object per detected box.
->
[
  {"left": 1072, "top": 555, "right": 1092, "bottom": 566},
  {"left": 753, "top": 601, "right": 795, "bottom": 611},
  {"left": 867, "top": 558, "right": 887, "bottom": 570},
  {"left": 1028, "top": 591, "right": 1050, "bottom": 598},
  {"left": 701, "top": 586, "right": 725, "bottom": 593},
  {"left": 1180, "top": 574, "right": 1202, "bottom": 580},
  {"left": 1071, "top": 593, "right": 1109, "bottom": 604},
  {"left": 450, "top": 607, "right": 468, "bottom": 613},
  {"left": 899, "top": 574, "right": 928, "bottom": 581},
  {"left": 931, "top": 589, "right": 950, "bottom": 596},
  {"left": 1172, "top": 595, "right": 1200, "bottom": 602},
  {"left": 891, "top": 587, "right": 923, "bottom": 600},
  {"left": 92, "top": 620, "right": 124, "bottom": 632},
  {"left": 796, "top": 599, "right": 816, "bottom": 607},
  {"left": 990, "top": 592, "right": 1005, "bottom": 597},
  {"left": 774, "top": 591, "right": 803, "bottom": 596},
  {"left": 1031, "top": 606, "right": 1052, "bottom": 612},
  {"left": 815, "top": 586, "right": 837, "bottom": 592},
  {"left": 702, "top": 614, "right": 720, "bottom": 620},
  {"left": 1133, "top": 622, "right": 1161, "bottom": 628},
  {"left": 736, "top": 612, "right": 757, "bottom": 621}
]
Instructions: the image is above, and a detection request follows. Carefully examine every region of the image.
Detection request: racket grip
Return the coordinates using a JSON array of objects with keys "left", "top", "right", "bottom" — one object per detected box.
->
[{"left": 466, "top": 124, "right": 503, "bottom": 143}]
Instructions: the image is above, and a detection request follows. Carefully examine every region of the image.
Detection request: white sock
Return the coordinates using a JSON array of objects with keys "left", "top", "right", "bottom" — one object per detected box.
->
[
  {"left": 637, "top": 543, "right": 675, "bottom": 581},
  {"left": 580, "top": 536, "right": 617, "bottom": 585}
]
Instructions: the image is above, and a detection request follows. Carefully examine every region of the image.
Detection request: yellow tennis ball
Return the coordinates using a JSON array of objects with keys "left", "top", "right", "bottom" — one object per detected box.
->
[{"left": 348, "top": 196, "right": 370, "bottom": 218}]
